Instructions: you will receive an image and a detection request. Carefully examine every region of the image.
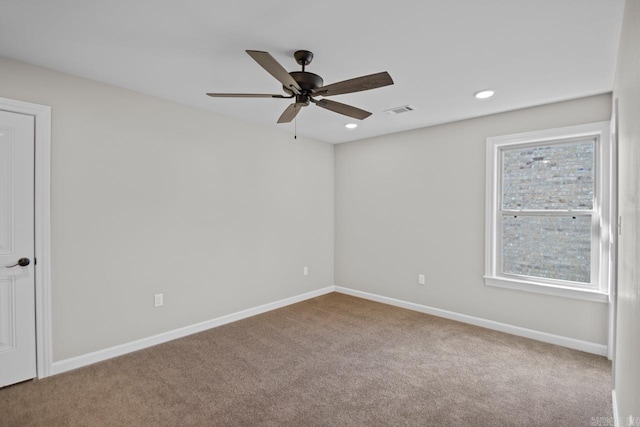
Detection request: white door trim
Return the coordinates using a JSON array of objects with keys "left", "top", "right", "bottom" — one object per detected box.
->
[
  {"left": 608, "top": 99, "right": 619, "bottom": 365},
  {"left": 0, "top": 97, "right": 52, "bottom": 378}
]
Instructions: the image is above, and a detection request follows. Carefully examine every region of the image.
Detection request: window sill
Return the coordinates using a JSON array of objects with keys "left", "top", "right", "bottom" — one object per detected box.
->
[{"left": 484, "top": 276, "right": 609, "bottom": 303}]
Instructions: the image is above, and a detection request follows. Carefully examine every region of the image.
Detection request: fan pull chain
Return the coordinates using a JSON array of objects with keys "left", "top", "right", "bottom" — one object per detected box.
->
[{"left": 294, "top": 117, "right": 297, "bottom": 139}]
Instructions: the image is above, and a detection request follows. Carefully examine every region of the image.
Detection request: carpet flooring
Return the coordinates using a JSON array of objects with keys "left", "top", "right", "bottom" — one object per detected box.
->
[{"left": 0, "top": 292, "right": 612, "bottom": 426}]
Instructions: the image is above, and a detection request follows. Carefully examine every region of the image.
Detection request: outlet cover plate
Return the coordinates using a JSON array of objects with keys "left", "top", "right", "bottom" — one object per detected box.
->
[{"left": 154, "top": 293, "right": 164, "bottom": 307}]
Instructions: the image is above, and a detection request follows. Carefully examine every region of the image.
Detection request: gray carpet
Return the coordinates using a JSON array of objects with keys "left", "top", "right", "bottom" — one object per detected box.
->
[{"left": 0, "top": 292, "right": 612, "bottom": 426}]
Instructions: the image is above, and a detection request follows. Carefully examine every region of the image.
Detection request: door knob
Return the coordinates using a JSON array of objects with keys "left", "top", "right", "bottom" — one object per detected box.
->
[{"left": 6, "top": 258, "right": 30, "bottom": 268}]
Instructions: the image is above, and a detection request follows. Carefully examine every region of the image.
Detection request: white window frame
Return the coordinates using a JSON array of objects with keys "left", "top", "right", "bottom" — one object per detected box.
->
[{"left": 484, "top": 122, "right": 611, "bottom": 303}]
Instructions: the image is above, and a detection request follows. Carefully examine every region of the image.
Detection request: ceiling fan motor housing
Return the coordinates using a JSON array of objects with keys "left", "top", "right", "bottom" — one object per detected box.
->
[{"left": 286, "top": 71, "right": 324, "bottom": 97}]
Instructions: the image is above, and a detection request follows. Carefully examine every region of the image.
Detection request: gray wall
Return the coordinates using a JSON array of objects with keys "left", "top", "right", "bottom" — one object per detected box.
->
[
  {"left": 0, "top": 57, "right": 335, "bottom": 361},
  {"left": 613, "top": 0, "right": 640, "bottom": 421},
  {"left": 335, "top": 94, "right": 611, "bottom": 345}
]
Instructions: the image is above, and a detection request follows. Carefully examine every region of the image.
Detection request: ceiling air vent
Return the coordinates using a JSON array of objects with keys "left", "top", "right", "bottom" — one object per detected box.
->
[{"left": 384, "top": 105, "right": 416, "bottom": 115}]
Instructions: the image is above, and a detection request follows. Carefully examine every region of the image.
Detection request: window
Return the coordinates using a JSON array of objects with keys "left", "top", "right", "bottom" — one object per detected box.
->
[{"left": 485, "top": 122, "right": 612, "bottom": 302}]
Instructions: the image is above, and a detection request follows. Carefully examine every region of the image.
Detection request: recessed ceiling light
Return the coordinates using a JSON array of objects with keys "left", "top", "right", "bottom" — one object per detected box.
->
[
  {"left": 344, "top": 123, "right": 358, "bottom": 129},
  {"left": 474, "top": 89, "right": 495, "bottom": 99}
]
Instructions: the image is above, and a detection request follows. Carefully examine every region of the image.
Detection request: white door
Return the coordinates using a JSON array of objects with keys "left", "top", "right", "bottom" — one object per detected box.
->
[{"left": 0, "top": 110, "right": 36, "bottom": 388}]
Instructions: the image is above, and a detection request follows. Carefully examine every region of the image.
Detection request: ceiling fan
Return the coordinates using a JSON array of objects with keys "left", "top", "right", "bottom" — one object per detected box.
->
[{"left": 207, "top": 50, "right": 394, "bottom": 123}]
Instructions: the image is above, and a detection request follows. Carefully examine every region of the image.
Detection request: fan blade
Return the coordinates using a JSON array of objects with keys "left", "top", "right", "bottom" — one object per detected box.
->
[
  {"left": 277, "top": 103, "right": 302, "bottom": 123},
  {"left": 246, "top": 50, "right": 302, "bottom": 94},
  {"left": 312, "top": 99, "right": 372, "bottom": 120},
  {"left": 313, "top": 72, "right": 393, "bottom": 97},
  {"left": 206, "top": 93, "right": 291, "bottom": 98}
]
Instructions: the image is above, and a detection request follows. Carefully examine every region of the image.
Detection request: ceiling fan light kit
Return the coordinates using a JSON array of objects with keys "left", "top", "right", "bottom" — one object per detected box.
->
[{"left": 207, "top": 49, "right": 394, "bottom": 124}]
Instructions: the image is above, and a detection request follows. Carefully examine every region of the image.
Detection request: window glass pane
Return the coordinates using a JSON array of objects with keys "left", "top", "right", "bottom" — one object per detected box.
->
[
  {"left": 502, "top": 140, "right": 595, "bottom": 210},
  {"left": 502, "top": 215, "right": 591, "bottom": 283}
]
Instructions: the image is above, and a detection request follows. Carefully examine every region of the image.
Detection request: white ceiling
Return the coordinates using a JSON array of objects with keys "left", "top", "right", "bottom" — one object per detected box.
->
[{"left": 0, "top": 0, "right": 625, "bottom": 143}]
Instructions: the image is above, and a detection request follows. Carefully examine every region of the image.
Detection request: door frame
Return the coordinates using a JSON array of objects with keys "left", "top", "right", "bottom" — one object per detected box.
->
[
  {"left": 0, "top": 97, "right": 52, "bottom": 379},
  {"left": 608, "top": 99, "right": 619, "bottom": 373}
]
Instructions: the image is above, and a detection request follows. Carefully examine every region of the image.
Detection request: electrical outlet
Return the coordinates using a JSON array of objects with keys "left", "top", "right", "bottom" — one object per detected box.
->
[
  {"left": 303, "top": 266, "right": 309, "bottom": 276},
  {"left": 154, "top": 293, "right": 164, "bottom": 307},
  {"left": 418, "top": 274, "right": 425, "bottom": 285}
]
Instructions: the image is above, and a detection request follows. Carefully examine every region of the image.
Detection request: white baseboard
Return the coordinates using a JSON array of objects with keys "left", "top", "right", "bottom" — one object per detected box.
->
[
  {"left": 612, "top": 389, "right": 620, "bottom": 427},
  {"left": 334, "top": 286, "right": 608, "bottom": 357},
  {"left": 51, "top": 286, "right": 334, "bottom": 376},
  {"left": 51, "top": 284, "right": 607, "bottom": 376}
]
